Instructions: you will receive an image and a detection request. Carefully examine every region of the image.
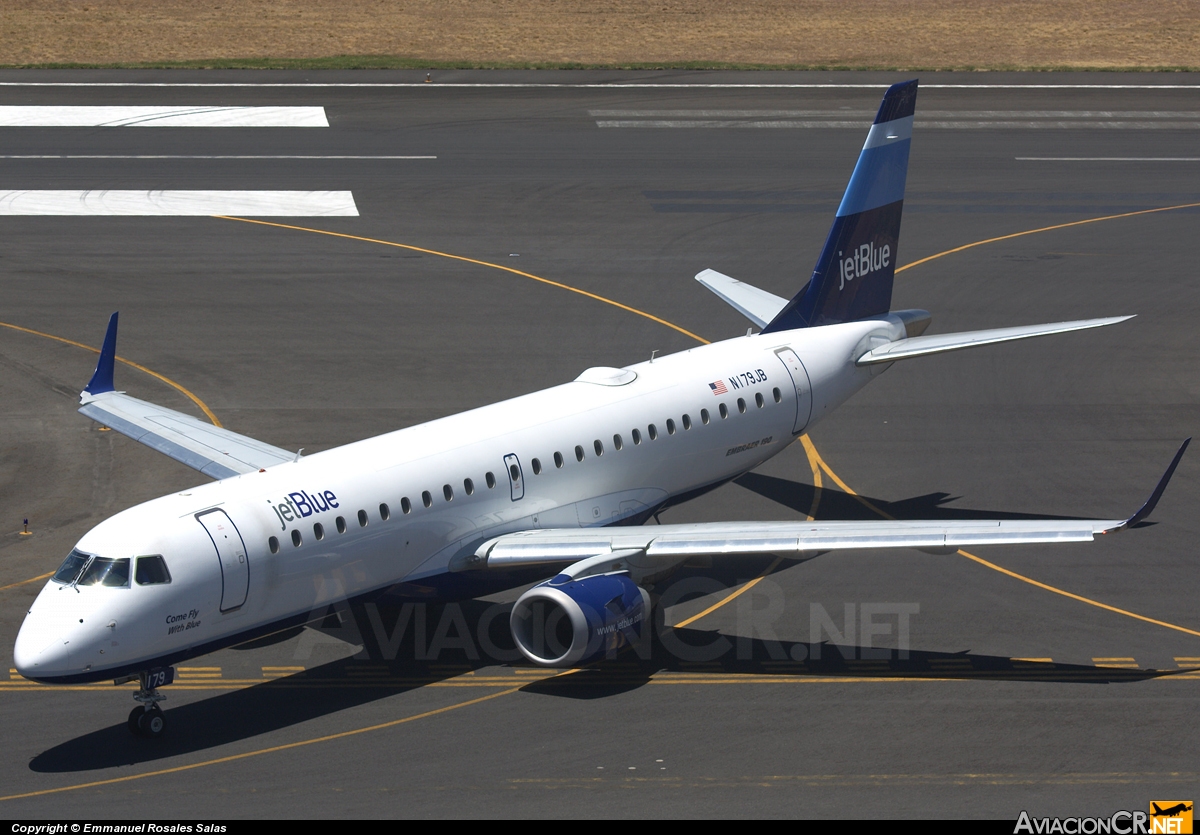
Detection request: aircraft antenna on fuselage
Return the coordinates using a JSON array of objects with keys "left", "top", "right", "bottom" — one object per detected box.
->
[{"left": 763, "top": 79, "right": 917, "bottom": 332}]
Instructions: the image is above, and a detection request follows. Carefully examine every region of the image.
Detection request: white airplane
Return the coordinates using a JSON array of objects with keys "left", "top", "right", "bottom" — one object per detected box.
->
[{"left": 13, "top": 80, "right": 1187, "bottom": 739}]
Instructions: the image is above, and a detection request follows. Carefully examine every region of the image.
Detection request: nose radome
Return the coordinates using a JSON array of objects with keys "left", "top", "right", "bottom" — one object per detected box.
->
[{"left": 13, "top": 613, "right": 71, "bottom": 678}]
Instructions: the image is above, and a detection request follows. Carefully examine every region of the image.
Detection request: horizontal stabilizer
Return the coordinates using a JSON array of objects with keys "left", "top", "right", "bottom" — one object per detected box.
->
[
  {"left": 80, "top": 391, "right": 294, "bottom": 479},
  {"left": 855, "top": 316, "right": 1134, "bottom": 365},
  {"left": 695, "top": 269, "right": 789, "bottom": 328}
]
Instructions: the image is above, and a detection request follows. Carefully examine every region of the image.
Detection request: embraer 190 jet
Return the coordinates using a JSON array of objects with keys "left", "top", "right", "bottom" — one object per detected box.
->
[{"left": 13, "top": 80, "right": 1187, "bottom": 738}]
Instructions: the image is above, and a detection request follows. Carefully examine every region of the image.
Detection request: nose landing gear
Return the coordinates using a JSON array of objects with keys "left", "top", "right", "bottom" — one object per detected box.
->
[
  {"left": 128, "top": 703, "right": 165, "bottom": 738},
  {"left": 118, "top": 667, "right": 173, "bottom": 738}
]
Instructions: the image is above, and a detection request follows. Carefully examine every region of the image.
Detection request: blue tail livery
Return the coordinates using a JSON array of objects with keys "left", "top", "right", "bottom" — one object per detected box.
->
[{"left": 763, "top": 79, "right": 917, "bottom": 332}]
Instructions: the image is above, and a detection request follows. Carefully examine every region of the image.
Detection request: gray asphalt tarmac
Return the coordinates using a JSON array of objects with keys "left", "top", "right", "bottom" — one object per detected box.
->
[{"left": 0, "top": 70, "right": 1198, "bottom": 819}]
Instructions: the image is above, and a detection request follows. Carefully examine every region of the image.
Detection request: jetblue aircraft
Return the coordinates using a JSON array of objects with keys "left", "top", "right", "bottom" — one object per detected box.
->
[{"left": 13, "top": 80, "right": 1187, "bottom": 739}]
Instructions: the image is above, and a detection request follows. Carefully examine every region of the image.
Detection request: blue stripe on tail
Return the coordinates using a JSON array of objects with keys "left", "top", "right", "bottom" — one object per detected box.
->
[{"left": 763, "top": 80, "right": 917, "bottom": 333}]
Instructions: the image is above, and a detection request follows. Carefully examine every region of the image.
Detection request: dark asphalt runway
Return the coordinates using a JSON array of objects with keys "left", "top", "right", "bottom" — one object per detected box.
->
[{"left": 0, "top": 69, "right": 1197, "bottom": 819}]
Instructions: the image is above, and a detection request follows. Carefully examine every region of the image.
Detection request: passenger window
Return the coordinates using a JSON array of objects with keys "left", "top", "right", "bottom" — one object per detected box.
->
[
  {"left": 485, "top": 472, "right": 496, "bottom": 489},
  {"left": 575, "top": 445, "right": 585, "bottom": 462},
  {"left": 532, "top": 458, "right": 542, "bottom": 475},
  {"left": 358, "top": 509, "right": 369, "bottom": 526},
  {"left": 719, "top": 403, "right": 729, "bottom": 419},
  {"left": 554, "top": 451, "right": 564, "bottom": 468},
  {"left": 78, "top": 557, "right": 130, "bottom": 588},
  {"left": 701, "top": 409, "right": 710, "bottom": 425},
  {"left": 443, "top": 484, "right": 454, "bottom": 502},
  {"left": 292, "top": 530, "right": 302, "bottom": 547},
  {"left": 737, "top": 398, "right": 747, "bottom": 414},
  {"left": 336, "top": 516, "right": 347, "bottom": 533},
  {"left": 682, "top": 414, "right": 692, "bottom": 430},
  {"left": 379, "top": 503, "right": 390, "bottom": 521},
  {"left": 509, "top": 463, "right": 520, "bottom": 481},
  {"left": 135, "top": 555, "right": 172, "bottom": 585},
  {"left": 648, "top": 424, "right": 658, "bottom": 440},
  {"left": 756, "top": 392, "right": 765, "bottom": 408},
  {"left": 464, "top": 478, "right": 474, "bottom": 496},
  {"left": 594, "top": 439, "right": 604, "bottom": 456},
  {"left": 267, "top": 538, "right": 279, "bottom": 555},
  {"left": 773, "top": 387, "right": 782, "bottom": 403},
  {"left": 422, "top": 491, "right": 433, "bottom": 508},
  {"left": 666, "top": 419, "right": 676, "bottom": 435},
  {"left": 314, "top": 522, "right": 325, "bottom": 541},
  {"left": 400, "top": 498, "right": 411, "bottom": 515},
  {"left": 631, "top": 428, "right": 642, "bottom": 445},
  {"left": 613, "top": 433, "right": 623, "bottom": 451}
]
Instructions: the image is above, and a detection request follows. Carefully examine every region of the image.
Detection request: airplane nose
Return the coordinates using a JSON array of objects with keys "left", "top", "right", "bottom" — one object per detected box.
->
[{"left": 13, "top": 600, "right": 73, "bottom": 679}]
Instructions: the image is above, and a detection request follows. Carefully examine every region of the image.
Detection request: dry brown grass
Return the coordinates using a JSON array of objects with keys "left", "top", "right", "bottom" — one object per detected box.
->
[{"left": 1, "top": 1, "right": 1197, "bottom": 70}]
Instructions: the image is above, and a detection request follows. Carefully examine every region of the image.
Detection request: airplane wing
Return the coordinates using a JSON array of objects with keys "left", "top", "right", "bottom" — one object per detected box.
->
[
  {"left": 77, "top": 313, "right": 294, "bottom": 479},
  {"left": 460, "top": 438, "right": 1188, "bottom": 572}
]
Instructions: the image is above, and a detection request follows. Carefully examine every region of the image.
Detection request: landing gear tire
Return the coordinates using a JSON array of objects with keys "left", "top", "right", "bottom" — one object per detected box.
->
[
  {"left": 134, "top": 705, "right": 165, "bottom": 738},
  {"left": 125, "top": 667, "right": 171, "bottom": 738}
]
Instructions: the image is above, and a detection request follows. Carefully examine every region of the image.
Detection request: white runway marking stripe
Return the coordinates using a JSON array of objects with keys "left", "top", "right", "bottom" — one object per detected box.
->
[
  {"left": 0, "top": 190, "right": 358, "bottom": 216},
  {"left": 0, "top": 106, "right": 328, "bottom": 127}
]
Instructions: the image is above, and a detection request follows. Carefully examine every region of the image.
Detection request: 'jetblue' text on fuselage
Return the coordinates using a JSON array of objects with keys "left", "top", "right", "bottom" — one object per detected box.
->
[{"left": 269, "top": 490, "right": 340, "bottom": 530}]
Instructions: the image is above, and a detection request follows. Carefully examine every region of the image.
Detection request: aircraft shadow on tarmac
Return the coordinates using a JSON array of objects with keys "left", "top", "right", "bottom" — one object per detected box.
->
[
  {"left": 734, "top": 472, "right": 1092, "bottom": 523},
  {"left": 517, "top": 635, "right": 1175, "bottom": 700},
  {"left": 31, "top": 594, "right": 1178, "bottom": 774}
]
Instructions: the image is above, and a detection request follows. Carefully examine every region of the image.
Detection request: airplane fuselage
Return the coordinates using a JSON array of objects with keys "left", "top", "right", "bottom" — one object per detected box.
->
[{"left": 14, "top": 315, "right": 904, "bottom": 683}]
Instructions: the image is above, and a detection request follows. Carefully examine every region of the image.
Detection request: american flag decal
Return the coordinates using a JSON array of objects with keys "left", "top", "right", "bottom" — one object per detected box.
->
[{"left": 708, "top": 380, "right": 728, "bottom": 395}]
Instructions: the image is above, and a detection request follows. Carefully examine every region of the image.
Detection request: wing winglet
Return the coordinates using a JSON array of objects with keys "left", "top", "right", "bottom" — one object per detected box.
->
[
  {"left": 76, "top": 312, "right": 295, "bottom": 479},
  {"left": 1113, "top": 438, "right": 1190, "bottom": 531},
  {"left": 84, "top": 311, "right": 119, "bottom": 395}
]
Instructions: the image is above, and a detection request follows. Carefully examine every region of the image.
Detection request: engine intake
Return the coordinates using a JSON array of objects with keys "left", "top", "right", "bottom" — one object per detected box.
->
[{"left": 510, "top": 572, "right": 651, "bottom": 666}]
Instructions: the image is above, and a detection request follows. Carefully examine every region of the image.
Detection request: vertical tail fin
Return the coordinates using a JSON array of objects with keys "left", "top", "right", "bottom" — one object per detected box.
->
[{"left": 762, "top": 79, "right": 917, "bottom": 332}]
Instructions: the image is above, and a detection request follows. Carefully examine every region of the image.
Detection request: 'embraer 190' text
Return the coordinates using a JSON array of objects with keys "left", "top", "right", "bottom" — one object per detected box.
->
[
  {"left": 838, "top": 241, "right": 890, "bottom": 290},
  {"left": 269, "top": 490, "right": 339, "bottom": 530}
]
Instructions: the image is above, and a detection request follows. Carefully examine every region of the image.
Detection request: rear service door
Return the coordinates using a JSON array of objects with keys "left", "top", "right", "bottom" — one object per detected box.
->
[
  {"left": 774, "top": 348, "right": 813, "bottom": 434},
  {"left": 197, "top": 509, "right": 249, "bottom": 612}
]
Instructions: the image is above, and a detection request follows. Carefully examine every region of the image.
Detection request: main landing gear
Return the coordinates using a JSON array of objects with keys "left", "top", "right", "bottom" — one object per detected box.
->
[{"left": 118, "top": 667, "right": 173, "bottom": 738}]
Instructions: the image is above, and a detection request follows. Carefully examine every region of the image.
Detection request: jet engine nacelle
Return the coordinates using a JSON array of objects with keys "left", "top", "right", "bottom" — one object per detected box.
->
[{"left": 509, "top": 572, "right": 651, "bottom": 666}]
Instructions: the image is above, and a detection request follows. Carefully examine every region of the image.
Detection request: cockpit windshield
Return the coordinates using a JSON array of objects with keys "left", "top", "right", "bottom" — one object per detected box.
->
[
  {"left": 51, "top": 550, "right": 91, "bottom": 585},
  {"left": 76, "top": 557, "right": 131, "bottom": 588}
]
